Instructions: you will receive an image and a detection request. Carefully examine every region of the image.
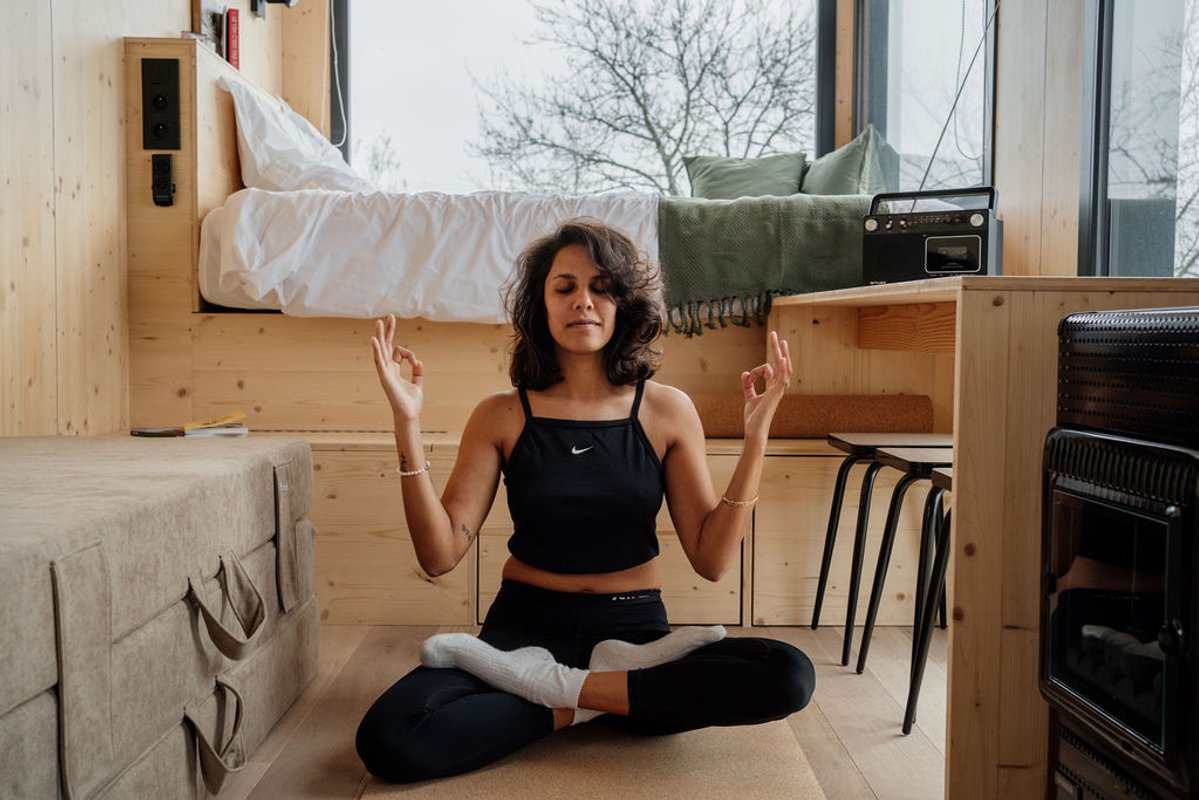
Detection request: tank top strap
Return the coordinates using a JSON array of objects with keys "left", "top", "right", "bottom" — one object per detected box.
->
[
  {"left": 517, "top": 387, "right": 534, "bottom": 419},
  {"left": 630, "top": 379, "right": 646, "bottom": 419}
]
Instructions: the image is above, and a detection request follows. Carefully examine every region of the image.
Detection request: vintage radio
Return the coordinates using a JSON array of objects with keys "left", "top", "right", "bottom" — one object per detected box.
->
[{"left": 861, "top": 187, "right": 1002, "bottom": 285}]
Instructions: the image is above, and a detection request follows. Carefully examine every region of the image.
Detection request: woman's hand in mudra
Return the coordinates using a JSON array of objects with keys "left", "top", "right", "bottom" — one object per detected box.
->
[
  {"left": 371, "top": 314, "right": 423, "bottom": 424},
  {"left": 741, "top": 330, "right": 792, "bottom": 442}
]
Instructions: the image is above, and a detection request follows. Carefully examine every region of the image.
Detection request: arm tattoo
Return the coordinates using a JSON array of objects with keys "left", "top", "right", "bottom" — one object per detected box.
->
[
  {"left": 399, "top": 452, "right": 409, "bottom": 471},
  {"left": 459, "top": 523, "right": 474, "bottom": 543}
]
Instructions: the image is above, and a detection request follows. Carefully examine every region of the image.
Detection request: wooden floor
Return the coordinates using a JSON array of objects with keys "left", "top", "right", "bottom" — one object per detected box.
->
[{"left": 223, "top": 624, "right": 948, "bottom": 799}]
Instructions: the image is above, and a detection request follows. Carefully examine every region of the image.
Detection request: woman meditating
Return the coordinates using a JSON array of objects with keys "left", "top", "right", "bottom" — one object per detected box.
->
[{"left": 356, "top": 219, "right": 814, "bottom": 783}]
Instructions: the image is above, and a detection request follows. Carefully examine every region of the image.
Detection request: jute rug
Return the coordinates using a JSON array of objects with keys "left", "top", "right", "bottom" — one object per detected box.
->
[{"left": 361, "top": 719, "right": 826, "bottom": 799}]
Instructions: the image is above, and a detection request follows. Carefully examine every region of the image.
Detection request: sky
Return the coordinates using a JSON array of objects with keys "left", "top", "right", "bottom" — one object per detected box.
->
[{"left": 348, "top": 0, "right": 569, "bottom": 193}]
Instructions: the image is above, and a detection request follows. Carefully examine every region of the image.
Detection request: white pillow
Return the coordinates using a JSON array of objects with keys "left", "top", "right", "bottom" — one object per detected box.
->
[{"left": 217, "top": 76, "right": 374, "bottom": 193}]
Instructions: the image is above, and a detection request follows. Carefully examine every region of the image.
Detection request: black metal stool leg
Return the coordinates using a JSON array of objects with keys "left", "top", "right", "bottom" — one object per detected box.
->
[
  {"left": 911, "top": 487, "right": 944, "bottom": 674},
  {"left": 856, "top": 473, "right": 923, "bottom": 674},
  {"left": 842, "top": 461, "right": 884, "bottom": 666},
  {"left": 904, "top": 508, "right": 952, "bottom": 734},
  {"left": 812, "top": 455, "right": 866, "bottom": 629},
  {"left": 938, "top": 572, "right": 949, "bottom": 630}
]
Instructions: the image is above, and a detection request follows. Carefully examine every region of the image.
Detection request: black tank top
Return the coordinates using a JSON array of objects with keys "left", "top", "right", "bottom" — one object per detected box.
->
[{"left": 503, "top": 379, "right": 664, "bottom": 574}]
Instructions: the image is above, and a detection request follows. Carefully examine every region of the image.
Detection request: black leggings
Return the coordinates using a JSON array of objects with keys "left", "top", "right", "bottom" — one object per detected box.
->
[{"left": 356, "top": 580, "right": 816, "bottom": 783}]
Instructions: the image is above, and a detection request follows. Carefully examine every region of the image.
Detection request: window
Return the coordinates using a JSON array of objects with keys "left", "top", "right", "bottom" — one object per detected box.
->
[
  {"left": 335, "top": 0, "right": 834, "bottom": 195},
  {"left": 855, "top": 0, "right": 996, "bottom": 192},
  {"left": 1081, "top": 0, "right": 1198, "bottom": 277}
]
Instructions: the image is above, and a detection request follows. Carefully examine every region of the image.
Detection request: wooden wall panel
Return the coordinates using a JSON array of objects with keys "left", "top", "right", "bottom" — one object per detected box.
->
[
  {"left": 282, "top": 0, "right": 330, "bottom": 135},
  {"left": 993, "top": 0, "right": 1049, "bottom": 278},
  {"left": 0, "top": 3, "right": 56, "bottom": 435},
  {"left": 126, "top": 38, "right": 201, "bottom": 428},
  {"left": 50, "top": 1, "right": 194, "bottom": 436},
  {"left": 1040, "top": 2, "right": 1086, "bottom": 277},
  {"left": 992, "top": 1, "right": 1086, "bottom": 278}
]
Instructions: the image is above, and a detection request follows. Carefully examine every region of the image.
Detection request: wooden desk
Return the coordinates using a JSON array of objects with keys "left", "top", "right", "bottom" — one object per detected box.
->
[{"left": 769, "top": 276, "right": 1199, "bottom": 800}]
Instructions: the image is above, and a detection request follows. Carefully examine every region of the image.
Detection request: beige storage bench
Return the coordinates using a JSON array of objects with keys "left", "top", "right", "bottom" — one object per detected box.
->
[{"left": 0, "top": 436, "right": 319, "bottom": 799}]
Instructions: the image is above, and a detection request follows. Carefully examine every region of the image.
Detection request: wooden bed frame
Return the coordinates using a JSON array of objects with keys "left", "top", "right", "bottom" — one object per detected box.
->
[{"left": 124, "top": 37, "right": 936, "bottom": 628}]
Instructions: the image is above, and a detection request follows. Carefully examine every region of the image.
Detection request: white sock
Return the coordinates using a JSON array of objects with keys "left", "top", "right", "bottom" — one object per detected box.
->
[
  {"left": 571, "top": 625, "right": 728, "bottom": 726},
  {"left": 420, "top": 633, "right": 588, "bottom": 710},
  {"left": 588, "top": 625, "right": 727, "bottom": 672}
]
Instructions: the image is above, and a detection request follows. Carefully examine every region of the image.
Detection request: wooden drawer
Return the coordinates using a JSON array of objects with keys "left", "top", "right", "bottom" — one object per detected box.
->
[{"left": 752, "top": 454, "right": 930, "bottom": 626}]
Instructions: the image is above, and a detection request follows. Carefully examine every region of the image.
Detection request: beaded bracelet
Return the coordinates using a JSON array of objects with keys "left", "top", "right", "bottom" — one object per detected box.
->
[
  {"left": 720, "top": 494, "right": 758, "bottom": 507},
  {"left": 395, "top": 461, "right": 431, "bottom": 478}
]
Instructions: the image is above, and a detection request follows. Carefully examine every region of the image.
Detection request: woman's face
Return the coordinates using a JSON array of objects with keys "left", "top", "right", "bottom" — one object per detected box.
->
[{"left": 543, "top": 243, "right": 618, "bottom": 355}]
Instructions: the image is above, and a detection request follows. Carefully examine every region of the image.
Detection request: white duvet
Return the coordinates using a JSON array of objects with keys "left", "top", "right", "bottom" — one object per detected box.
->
[{"left": 199, "top": 188, "right": 661, "bottom": 323}]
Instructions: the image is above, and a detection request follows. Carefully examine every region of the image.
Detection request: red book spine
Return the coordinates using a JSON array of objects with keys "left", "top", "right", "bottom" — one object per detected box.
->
[{"left": 226, "top": 8, "right": 239, "bottom": 69}]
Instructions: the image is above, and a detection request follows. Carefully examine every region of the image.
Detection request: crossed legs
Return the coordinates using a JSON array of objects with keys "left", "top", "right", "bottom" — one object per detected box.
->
[{"left": 357, "top": 628, "right": 815, "bottom": 783}]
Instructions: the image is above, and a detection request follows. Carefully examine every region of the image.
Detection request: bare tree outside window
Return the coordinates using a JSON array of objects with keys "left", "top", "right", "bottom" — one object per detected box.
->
[
  {"left": 356, "top": 132, "right": 409, "bottom": 192},
  {"left": 467, "top": 0, "right": 817, "bottom": 195}
]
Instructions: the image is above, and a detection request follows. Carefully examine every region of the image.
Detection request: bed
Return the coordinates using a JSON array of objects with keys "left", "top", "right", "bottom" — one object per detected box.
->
[{"left": 198, "top": 73, "right": 874, "bottom": 334}]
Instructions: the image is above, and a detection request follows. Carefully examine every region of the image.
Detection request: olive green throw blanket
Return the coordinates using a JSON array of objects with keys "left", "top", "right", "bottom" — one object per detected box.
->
[{"left": 657, "top": 194, "right": 871, "bottom": 336}]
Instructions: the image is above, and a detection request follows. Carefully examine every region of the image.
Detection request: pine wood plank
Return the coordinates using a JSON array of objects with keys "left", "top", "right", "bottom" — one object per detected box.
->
[
  {"left": 753, "top": 455, "right": 929, "bottom": 626},
  {"left": 54, "top": 4, "right": 140, "bottom": 435},
  {"left": 769, "top": 626, "right": 880, "bottom": 799},
  {"left": 311, "top": 450, "right": 472, "bottom": 624},
  {"left": 802, "top": 627, "right": 945, "bottom": 800},
  {"left": 857, "top": 626, "right": 948, "bottom": 754},
  {"left": 945, "top": 288, "right": 1010, "bottom": 798},
  {"left": 857, "top": 303, "right": 956, "bottom": 353},
  {"left": 0, "top": 1, "right": 56, "bottom": 436},
  {"left": 282, "top": 0, "right": 330, "bottom": 135}
]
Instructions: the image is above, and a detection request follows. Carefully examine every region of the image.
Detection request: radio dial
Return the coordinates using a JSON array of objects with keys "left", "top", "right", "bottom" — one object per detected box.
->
[
  {"left": 969, "top": 213, "right": 985, "bottom": 228},
  {"left": 864, "top": 218, "right": 878, "bottom": 232}
]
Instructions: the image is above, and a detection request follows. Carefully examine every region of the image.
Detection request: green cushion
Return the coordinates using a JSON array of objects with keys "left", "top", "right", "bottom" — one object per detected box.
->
[
  {"left": 800, "top": 124, "right": 897, "bottom": 195},
  {"left": 683, "top": 152, "right": 808, "bottom": 199}
]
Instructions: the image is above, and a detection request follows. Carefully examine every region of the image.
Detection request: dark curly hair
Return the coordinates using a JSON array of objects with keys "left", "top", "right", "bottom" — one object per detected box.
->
[{"left": 505, "top": 218, "right": 663, "bottom": 390}]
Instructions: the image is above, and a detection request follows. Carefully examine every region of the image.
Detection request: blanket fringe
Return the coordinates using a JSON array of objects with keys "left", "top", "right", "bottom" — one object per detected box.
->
[{"left": 664, "top": 293, "right": 776, "bottom": 337}]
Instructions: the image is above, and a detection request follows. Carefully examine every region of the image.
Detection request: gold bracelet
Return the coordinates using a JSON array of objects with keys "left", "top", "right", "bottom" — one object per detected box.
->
[
  {"left": 720, "top": 494, "right": 758, "bottom": 507},
  {"left": 395, "top": 461, "right": 431, "bottom": 478}
]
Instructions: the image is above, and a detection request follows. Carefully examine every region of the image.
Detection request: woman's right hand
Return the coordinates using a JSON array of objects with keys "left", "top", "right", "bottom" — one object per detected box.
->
[{"left": 370, "top": 314, "right": 423, "bottom": 424}]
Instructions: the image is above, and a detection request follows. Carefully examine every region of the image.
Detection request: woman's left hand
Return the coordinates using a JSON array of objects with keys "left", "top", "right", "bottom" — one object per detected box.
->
[{"left": 741, "top": 330, "right": 792, "bottom": 442}]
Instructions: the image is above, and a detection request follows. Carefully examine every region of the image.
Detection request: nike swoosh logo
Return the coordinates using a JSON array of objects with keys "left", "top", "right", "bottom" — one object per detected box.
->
[{"left": 571, "top": 445, "right": 594, "bottom": 455}]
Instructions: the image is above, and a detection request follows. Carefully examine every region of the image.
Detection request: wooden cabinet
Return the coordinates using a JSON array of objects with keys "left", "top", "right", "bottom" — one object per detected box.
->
[
  {"left": 305, "top": 435, "right": 928, "bottom": 629},
  {"left": 768, "top": 276, "right": 1199, "bottom": 799},
  {"left": 307, "top": 443, "right": 474, "bottom": 625}
]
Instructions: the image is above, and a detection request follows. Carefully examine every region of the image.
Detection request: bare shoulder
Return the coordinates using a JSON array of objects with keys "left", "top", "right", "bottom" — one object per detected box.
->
[
  {"left": 464, "top": 390, "right": 524, "bottom": 445},
  {"left": 641, "top": 380, "right": 703, "bottom": 450},
  {"left": 643, "top": 380, "right": 698, "bottom": 418},
  {"left": 473, "top": 389, "right": 522, "bottom": 418}
]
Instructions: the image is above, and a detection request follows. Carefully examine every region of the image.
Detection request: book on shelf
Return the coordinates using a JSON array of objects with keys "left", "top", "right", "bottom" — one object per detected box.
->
[
  {"left": 131, "top": 411, "right": 249, "bottom": 438},
  {"left": 224, "top": 8, "right": 239, "bottom": 69}
]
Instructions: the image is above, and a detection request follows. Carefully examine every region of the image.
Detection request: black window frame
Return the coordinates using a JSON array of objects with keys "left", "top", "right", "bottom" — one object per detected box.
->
[
  {"left": 331, "top": 0, "right": 350, "bottom": 163},
  {"left": 1078, "top": 0, "right": 1113, "bottom": 276}
]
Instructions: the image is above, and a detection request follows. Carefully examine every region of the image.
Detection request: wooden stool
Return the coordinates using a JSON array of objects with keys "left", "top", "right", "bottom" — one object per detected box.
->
[
  {"left": 904, "top": 466, "right": 953, "bottom": 734},
  {"left": 854, "top": 446, "right": 953, "bottom": 675},
  {"left": 814, "top": 432, "right": 952, "bottom": 669}
]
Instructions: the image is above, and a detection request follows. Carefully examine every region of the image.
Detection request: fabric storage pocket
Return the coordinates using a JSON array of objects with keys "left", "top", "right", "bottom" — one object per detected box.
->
[
  {"left": 188, "top": 551, "right": 266, "bottom": 661},
  {"left": 274, "top": 460, "right": 316, "bottom": 613},
  {"left": 183, "top": 675, "right": 246, "bottom": 796}
]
